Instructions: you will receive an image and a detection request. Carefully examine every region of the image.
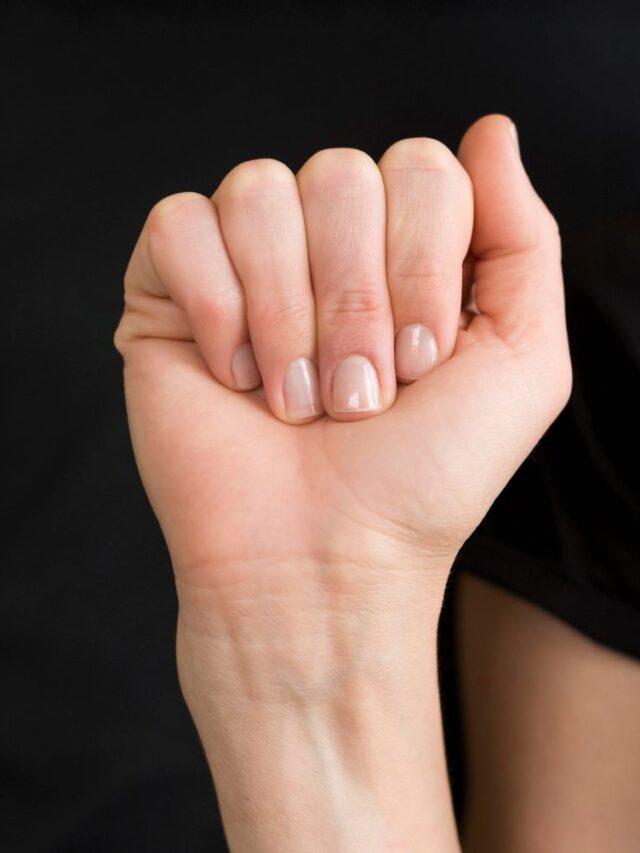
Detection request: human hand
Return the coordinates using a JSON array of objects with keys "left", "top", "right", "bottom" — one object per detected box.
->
[
  {"left": 114, "top": 114, "right": 570, "bottom": 601},
  {"left": 114, "top": 114, "right": 571, "bottom": 852}
]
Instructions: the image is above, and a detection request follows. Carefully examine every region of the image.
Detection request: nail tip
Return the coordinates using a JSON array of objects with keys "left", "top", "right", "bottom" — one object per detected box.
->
[
  {"left": 334, "top": 406, "right": 380, "bottom": 414},
  {"left": 231, "top": 341, "right": 261, "bottom": 389},
  {"left": 286, "top": 403, "right": 324, "bottom": 419}
]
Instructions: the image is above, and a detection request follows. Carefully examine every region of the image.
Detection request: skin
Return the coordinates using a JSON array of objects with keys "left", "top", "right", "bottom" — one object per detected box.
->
[
  {"left": 114, "top": 113, "right": 572, "bottom": 851},
  {"left": 456, "top": 573, "right": 640, "bottom": 853}
]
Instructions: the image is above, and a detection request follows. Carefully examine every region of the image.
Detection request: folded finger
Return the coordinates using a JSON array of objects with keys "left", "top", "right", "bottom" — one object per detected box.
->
[{"left": 379, "top": 138, "right": 473, "bottom": 383}]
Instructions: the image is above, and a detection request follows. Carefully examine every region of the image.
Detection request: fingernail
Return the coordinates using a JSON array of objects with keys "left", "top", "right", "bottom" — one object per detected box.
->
[
  {"left": 231, "top": 342, "right": 261, "bottom": 389},
  {"left": 509, "top": 121, "right": 520, "bottom": 156},
  {"left": 332, "top": 355, "right": 381, "bottom": 413},
  {"left": 284, "top": 357, "right": 323, "bottom": 419},
  {"left": 394, "top": 324, "right": 438, "bottom": 382}
]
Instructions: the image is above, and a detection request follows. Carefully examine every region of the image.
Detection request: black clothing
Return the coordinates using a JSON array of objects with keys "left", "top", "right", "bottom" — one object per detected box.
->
[
  {"left": 457, "top": 215, "right": 640, "bottom": 658},
  {"left": 2, "top": 1, "right": 638, "bottom": 850}
]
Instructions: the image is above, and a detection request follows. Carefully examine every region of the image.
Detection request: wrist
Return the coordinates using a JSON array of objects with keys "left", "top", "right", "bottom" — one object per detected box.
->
[
  {"left": 174, "top": 552, "right": 452, "bottom": 706},
  {"left": 174, "top": 555, "right": 458, "bottom": 852},
  {"left": 177, "top": 612, "right": 458, "bottom": 853}
]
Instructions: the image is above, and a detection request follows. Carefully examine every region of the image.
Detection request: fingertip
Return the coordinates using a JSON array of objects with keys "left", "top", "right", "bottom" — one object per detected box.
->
[
  {"left": 281, "top": 356, "right": 325, "bottom": 424},
  {"left": 394, "top": 324, "right": 439, "bottom": 384},
  {"left": 230, "top": 341, "right": 262, "bottom": 391},
  {"left": 457, "top": 113, "right": 517, "bottom": 159},
  {"left": 457, "top": 113, "right": 541, "bottom": 259},
  {"left": 455, "top": 114, "right": 566, "bottom": 354},
  {"left": 324, "top": 354, "right": 396, "bottom": 423}
]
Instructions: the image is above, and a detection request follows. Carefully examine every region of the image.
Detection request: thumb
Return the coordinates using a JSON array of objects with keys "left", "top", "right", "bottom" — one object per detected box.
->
[
  {"left": 457, "top": 114, "right": 566, "bottom": 347},
  {"left": 457, "top": 113, "right": 572, "bottom": 416}
]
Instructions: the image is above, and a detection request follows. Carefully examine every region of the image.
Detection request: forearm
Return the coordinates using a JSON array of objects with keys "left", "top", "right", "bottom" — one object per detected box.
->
[{"left": 175, "top": 558, "right": 460, "bottom": 853}]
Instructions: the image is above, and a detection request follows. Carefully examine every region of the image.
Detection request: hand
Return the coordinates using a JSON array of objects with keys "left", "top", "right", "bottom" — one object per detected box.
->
[
  {"left": 114, "top": 114, "right": 570, "bottom": 596},
  {"left": 114, "top": 114, "right": 571, "bottom": 852}
]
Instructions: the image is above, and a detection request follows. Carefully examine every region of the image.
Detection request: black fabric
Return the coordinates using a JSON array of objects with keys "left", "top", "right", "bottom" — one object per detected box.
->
[
  {"left": 456, "top": 214, "right": 640, "bottom": 659},
  {"left": 2, "top": 1, "right": 638, "bottom": 850}
]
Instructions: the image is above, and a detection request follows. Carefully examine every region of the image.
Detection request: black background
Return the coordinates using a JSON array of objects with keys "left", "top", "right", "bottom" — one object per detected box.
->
[{"left": 2, "top": 1, "right": 639, "bottom": 850}]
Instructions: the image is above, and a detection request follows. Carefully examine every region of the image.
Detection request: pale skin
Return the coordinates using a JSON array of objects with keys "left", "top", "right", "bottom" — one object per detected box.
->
[{"left": 114, "top": 113, "right": 585, "bottom": 850}]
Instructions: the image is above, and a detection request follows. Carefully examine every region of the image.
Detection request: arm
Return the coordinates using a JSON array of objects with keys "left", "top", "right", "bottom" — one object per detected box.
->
[
  {"left": 456, "top": 572, "right": 640, "bottom": 852},
  {"left": 114, "top": 114, "right": 571, "bottom": 850},
  {"left": 177, "top": 560, "right": 458, "bottom": 852}
]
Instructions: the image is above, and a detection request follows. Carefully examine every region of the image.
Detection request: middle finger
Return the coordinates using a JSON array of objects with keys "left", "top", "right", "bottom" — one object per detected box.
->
[{"left": 297, "top": 148, "right": 396, "bottom": 420}]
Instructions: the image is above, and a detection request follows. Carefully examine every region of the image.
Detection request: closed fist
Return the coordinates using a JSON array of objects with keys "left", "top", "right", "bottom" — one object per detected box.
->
[
  {"left": 119, "top": 135, "right": 475, "bottom": 424},
  {"left": 114, "top": 114, "right": 571, "bottom": 593}
]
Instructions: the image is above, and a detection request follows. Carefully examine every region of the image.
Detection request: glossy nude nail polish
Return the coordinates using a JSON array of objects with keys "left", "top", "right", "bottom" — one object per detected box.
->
[
  {"left": 231, "top": 342, "right": 261, "bottom": 389},
  {"left": 332, "top": 355, "right": 381, "bottom": 413},
  {"left": 283, "top": 357, "right": 323, "bottom": 419},
  {"left": 394, "top": 324, "right": 438, "bottom": 382}
]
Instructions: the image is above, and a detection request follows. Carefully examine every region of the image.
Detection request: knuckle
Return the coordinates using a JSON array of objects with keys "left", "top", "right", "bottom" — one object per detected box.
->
[
  {"left": 147, "top": 191, "right": 210, "bottom": 238},
  {"left": 112, "top": 323, "right": 124, "bottom": 356},
  {"left": 299, "top": 147, "right": 379, "bottom": 192},
  {"left": 222, "top": 158, "right": 294, "bottom": 199},
  {"left": 258, "top": 293, "right": 314, "bottom": 328},
  {"left": 382, "top": 136, "right": 454, "bottom": 168},
  {"left": 273, "top": 292, "right": 314, "bottom": 323},
  {"left": 323, "top": 284, "right": 387, "bottom": 324},
  {"left": 380, "top": 137, "right": 468, "bottom": 183},
  {"left": 190, "top": 287, "right": 244, "bottom": 323},
  {"left": 390, "top": 253, "right": 450, "bottom": 290},
  {"left": 112, "top": 317, "right": 132, "bottom": 358}
]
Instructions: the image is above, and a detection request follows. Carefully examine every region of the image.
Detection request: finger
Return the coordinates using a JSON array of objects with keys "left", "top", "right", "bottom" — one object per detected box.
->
[
  {"left": 214, "top": 159, "right": 323, "bottom": 424},
  {"left": 122, "top": 192, "right": 261, "bottom": 391},
  {"left": 457, "top": 116, "right": 565, "bottom": 341},
  {"left": 457, "top": 113, "right": 572, "bottom": 416},
  {"left": 378, "top": 138, "right": 473, "bottom": 383},
  {"left": 297, "top": 148, "right": 395, "bottom": 420}
]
